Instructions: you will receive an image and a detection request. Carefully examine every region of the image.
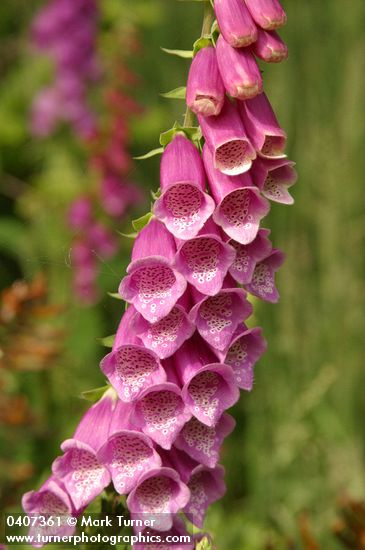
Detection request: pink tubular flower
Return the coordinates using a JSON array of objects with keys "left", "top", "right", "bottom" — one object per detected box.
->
[
  {"left": 184, "top": 465, "right": 226, "bottom": 528},
  {"left": 51, "top": 390, "right": 116, "bottom": 510},
  {"left": 244, "top": 0, "right": 287, "bottom": 31},
  {"left": 198, "top": 98, "right": 256, "bottom": 176},
  {"left": 186, "top": 47, "right": 225, "bottom": 117},
  {"left": 101, "top": 176, "right": 140, "bottom": 218},
  {"left": 159, "top": 447, "right": 198, "bottom": 484},
  {"left": 130, "top": 382, "right": 192, "bottom": 449},
  {"left": 188, "top": 285, "right": 253, "bottom": 351},
  {"left": 216, "top": 35, "right": 263, "bottom": 101},
  {"left": 52, "top": 439, "right": 111, "bottom": 511},
  {"left": 22, "top": 477, "right": 76, "bottom": 546},
  {"left": 228, "top": 228, "right": 273, "bottom": 284},
  {"left": 71, "top": 388, "right": 117, "bottom": 451},
  {"left": 30, "top": 87, "right": 61, "bottom": 137},
  {"left": 173, "top": 338, "right": 240, "bottom": 426},
  {"left": 153, "top": 134, "right": 215, "bottom": 239},
  {"left": 97, "top": 429, "right": 161, "bottom": 495},
  {"left": 88, "top": 223, "right": 118, "bottom": 258},
  {"left": 119, "top": 219, "right": 187, "bottom": 322},
  {"left": 245, "top": 0, "right": 286, "bottom": 30},
  {"left": 251, "top": 157, "right": 297, "bottom": 204},
  {"left": 67, "top": 196, "right": 93, "bottom": 230},
  {"left": 174, "top": 219, "right": 236, "bottom": 296},
  {"left": 246, "top": 248, "right": 285, "bottom": 302},
  {"left": 100, "top": 306, "right": 167, "bottom": 401},
  {"left": 175, "top": 413, "right": 235, "bottom": 468},
  {"left": 217, "top": 325, "right": 267, "bottom": 390},
  {"left": 214, "top": 0, "right": 258, "bottom": 48},
  {"left": 203, "top": 145, "right": 270, "bottom": 244},
  {"left": 30, "top": 0, "right": 99, "bottom": 138},
  {"left": 133, "top": 304, "right": 195, "bottom": 359},
  {"left": 252, "top": 29, "right": 288, "bottom": 63},
  {"left": 126, "top": 467, "right": 190, "bottom": 532},
  {"left": 238, "top": 92, "right": 287, "bottom": 158}
]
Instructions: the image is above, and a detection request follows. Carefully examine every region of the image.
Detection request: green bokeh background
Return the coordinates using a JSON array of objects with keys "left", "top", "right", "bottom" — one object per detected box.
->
[{"left": 0, "top": 1, "right": 364, "bottom": 548}]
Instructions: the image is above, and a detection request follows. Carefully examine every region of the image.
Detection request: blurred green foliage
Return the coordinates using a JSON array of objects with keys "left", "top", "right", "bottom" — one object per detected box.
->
[{"left": 0, "top": 0, "right": 364, "bottom": 548}]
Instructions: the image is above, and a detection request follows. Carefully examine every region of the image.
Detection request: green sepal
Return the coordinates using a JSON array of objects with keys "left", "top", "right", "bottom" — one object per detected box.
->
[
  {"left": 159, "top": 124, "right": 201, "bottom": 148},
  {"left": 117, "top": 230, "right": 138, "bottom": 239},
  {"left": 107, "top": 292, "right": 124, "bottom": 300},
  {"left": 151, "top": 188, "right": 161, "bottom": 200},
  {"left": 80, "top": 384, "right": 110, "bottom": 403},
  {"left": 193, "top": 35, "right": 213, "bottom": 55},
  {"left": 97, "top": 334, "right": 115, "bottom": 348},
  {"left": 134, "top": 147, "right": 164, "bottom": 160},
  {"left": 160, "top": 86, "right": 186, "bottom": 100},
  {"left": 132, "top": 212, "right": 153, "bottom": 232},
  {"left": 195, "top": 536, "right": 213, "bottom": 550},
  {"left": 161, "top": 47, "right": 193, "bottom": 59}
]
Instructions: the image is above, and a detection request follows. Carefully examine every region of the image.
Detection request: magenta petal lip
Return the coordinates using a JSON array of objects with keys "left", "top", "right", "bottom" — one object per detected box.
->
[
  {"left": 100, "top": 344, "right": 166, "bottom": 402},
  {"left": 154, "top": 183, "right": 215, "bottom": 240},
  {"left": 189, "top": 288, "right": 253, "bottom": 351},
  {"left": 119, "top": 256, "right": 187, "bottom": 323},
  {"left": 96, "top": 430, "right": 162, "bottom": 495},
  {"left": 198, "top": 99, "right": 256, "bottom": 176},
  {"left": 213, "top": 186, "right": 270, "bottom": 245},
  {"left": 126, "top": 467, "right": 191, "bottom": 532},
  {"left": 182, "top": 364, "right": 240, "bottom": 427},
  {"left": 22, "top": 477, "right": 74, "bottom": 515},
  {"left": 238, "top": 93, "right": 287, "bottom": 159},
  {"left": 258, "top": 160, "right": 297, "bottom": 205},
  {"left": 228, "top": 228, "right": 273, "bottom": 284},
  {"left": 184, "top": 464, "right": 226, "bottom": 528},
  {"left": 246, "top": 248, "right": 285, "bottom": 302},
  {"left": 174, "top": 413, "right": 236, "bottom": 468},
  {"left": 220, "top": 326, "right": 267, "bottom": 390},
  {"left": 52, "top": 439, "right": 110, "bottom": 511},
  {"left": 174, "top": 234, "right": 236, "bottom": 296},
  {"left": 133, "top": 305, "right": 195, "bottom": 360},
  {"left": 131, "top": 382, "right": 192, "bottom": 450},
  {"left": 22, "top": 477, "right": 76, "bottom": 544}
]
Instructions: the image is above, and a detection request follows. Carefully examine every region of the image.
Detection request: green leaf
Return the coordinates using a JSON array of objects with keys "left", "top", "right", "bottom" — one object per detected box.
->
[
  {"left": 134, "top": 147, "right": 164, "bottom": 160},
  {"left": 80, "top": 385, "right": 110, "bottom": 403},
  {"left": 160, "top": 86, "right": 186, "bottom": 100},
  {"left": 161, "top": 47, "right": 193, "bottom": 59},
  {"left": 97, "top": 334, "right": 115, "bottom": 348},
  {"left": 132, "top": 212, "right": 153, "bottom": 232}
]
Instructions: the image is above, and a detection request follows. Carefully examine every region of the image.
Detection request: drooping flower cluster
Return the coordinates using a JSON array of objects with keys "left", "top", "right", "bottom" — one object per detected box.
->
[
  {"left": 67, "top": 42, "right": 144, "bottom": 304},
  {"left": 30, "top": 0, "right": 99, "bottom": 138},
  {"left": 23, "top": 0, "right": 296, "bottom": 546}
]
